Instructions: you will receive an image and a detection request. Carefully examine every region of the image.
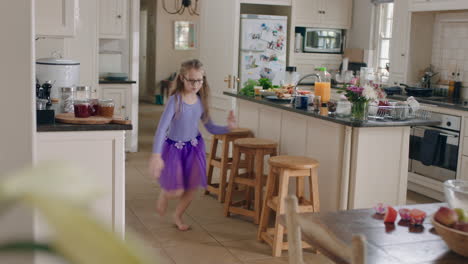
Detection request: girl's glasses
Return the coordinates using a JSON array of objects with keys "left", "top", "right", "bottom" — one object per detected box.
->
[{"left": 183, "top": 77, "right": 204, "bottom": 86}]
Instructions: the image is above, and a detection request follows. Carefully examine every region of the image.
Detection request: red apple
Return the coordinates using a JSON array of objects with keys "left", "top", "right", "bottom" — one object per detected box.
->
[
  {"left": 454, "top": 222, "right": 468, "bottom": 233},
  {"left": 434, "top": 207, "right": 459, "bottom": 227}
]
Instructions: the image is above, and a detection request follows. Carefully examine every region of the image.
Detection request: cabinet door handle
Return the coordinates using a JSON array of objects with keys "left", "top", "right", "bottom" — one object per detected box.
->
[
  {"left": 121, "top": 105, "right": 126, "bottom": 109},
  {"left": 117, "top": 15, "right": 122, "bottom": 19},
  {"left": 401, "top": 53, "right": 405, "bottom": 57},
  {"left": 318, "top": 10, "right": 321, "bottom": 14}
]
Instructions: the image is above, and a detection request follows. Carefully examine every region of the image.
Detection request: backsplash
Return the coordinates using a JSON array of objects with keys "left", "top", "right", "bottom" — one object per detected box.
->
[{"left": 431, "top": 12, "right": 468, "bottom": 90}]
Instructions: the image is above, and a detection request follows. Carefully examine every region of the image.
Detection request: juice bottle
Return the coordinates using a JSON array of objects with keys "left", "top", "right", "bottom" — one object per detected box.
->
[{"left": 315, "top": 67, "right": 331, "bottom": 103}]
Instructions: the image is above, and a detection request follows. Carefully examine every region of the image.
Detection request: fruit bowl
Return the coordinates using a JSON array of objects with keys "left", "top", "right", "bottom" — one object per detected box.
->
[
  {"left": 431, "top": 215, "right": 468, "bottom": 257},
  {"left": 444, "top": 180, "right": 468, "bottom": 211}
]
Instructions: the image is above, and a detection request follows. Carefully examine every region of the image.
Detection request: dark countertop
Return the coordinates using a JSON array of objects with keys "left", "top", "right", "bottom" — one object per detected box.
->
[
  {"left": 37, "top": 122, "right": 132, "bottom": 132},
  {"left": 387, "top": 94, "right": 468, "bottom": 112},
  {"left": 224, "top": 92, "right": 441, "bottom": 128},
  {"left": 99, "top": 80, "right": 137, "bottom": 84}
]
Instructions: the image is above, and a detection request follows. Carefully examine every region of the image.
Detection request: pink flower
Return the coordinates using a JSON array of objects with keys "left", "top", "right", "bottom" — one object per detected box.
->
[
  {"left": 190, "top": 138, "right": 199, "bottom": 147},
  {"left": 174, "top": 141, "right": 185, "bottom": 149}
]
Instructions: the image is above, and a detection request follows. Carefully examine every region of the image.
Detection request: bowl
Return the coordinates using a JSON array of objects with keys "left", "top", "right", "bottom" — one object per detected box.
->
[
  {"left": 444, "top": 180, "right": 468, "bottom": 212},
  {"left": 431, "top": 215, "right": 468, "bottom": 257},
  {"left": 260, "top": 89, "right": 276, "bottom": 97}
]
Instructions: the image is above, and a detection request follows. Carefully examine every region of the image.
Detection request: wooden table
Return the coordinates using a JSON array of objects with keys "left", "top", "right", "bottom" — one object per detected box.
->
[{"left": 281, "top": 203, "right": 468, "bottom": 264}]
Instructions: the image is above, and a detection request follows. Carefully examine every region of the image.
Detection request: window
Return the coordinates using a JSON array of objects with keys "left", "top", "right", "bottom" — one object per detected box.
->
[{"left": 375, "top": 3, "right": 394, "bottom": 82}]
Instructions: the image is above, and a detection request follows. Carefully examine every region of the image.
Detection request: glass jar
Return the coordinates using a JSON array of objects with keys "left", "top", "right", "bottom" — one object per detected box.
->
[
  {"left": 74, "top": 99, "right": 91, "bottom": 118},
  {"left": 61, "top": 86, "right": 76, "bottom": 113},
  {"left": 98, "top": 99, "right": 115, "bottom": 118},
  {"left": 284, "top": 66, "right": 300, "bottom": 87},
  {"left": 89, "top": 98, "right": 99, "bottom": 116},
  {"left": 76, "top": 86, "right": 91, "bottom": 100},
  {"left": 50, "top": 98, "right": 60, "bottom": 114},
  {"left": 336, "top": 99, "right": 352, "bottom": 117}
]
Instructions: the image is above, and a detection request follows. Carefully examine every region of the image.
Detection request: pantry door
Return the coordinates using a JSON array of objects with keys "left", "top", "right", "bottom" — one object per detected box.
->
[{"left": 199, "top": 0, "right": 240, "bottom": 140}]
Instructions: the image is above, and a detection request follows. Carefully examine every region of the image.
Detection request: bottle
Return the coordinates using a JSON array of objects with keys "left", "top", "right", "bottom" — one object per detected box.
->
[
  {"left": 454, "top": 72, "right": 462, "bottom": 99},
  {"left": 315, "top": 67, "right": 331, "bottom": 103},
  {"left": 294, "top": 33, "right": 303, "bottom": 53},
  {"left": 448, "top": 72, "right": 455, "bottom": 98}
]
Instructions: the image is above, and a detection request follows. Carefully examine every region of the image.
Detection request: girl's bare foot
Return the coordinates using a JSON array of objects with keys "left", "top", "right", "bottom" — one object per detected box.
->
[
  {"left": 156, "top": 192, "right": 168, "bottom": 216},
  {"left": 174, "top": 214, "right": 190, "bottom": 231}
]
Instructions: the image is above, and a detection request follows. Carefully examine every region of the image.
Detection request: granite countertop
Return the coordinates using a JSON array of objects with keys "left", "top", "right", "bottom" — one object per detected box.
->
[
  {"left": 224, "top": 92, "right": 441, "bottom": 128},
  {"left": 99, "top": 79, "right": 137, "bottom": 84},
  {"left": 37, "top": 122, "right": 132, "bottom": 132},
  {"left": 387, "top": 94, "right": 468, "bottom": 112}
]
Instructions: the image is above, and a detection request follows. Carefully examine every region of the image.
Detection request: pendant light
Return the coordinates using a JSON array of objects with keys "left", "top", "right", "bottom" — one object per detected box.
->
[{"left": 163, "top": 0, "right": 199, "bottom": 16}]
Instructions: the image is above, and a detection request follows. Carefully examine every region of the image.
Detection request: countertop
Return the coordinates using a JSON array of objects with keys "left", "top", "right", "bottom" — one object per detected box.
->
[
  {"left": 387, "top": 94, "right": 468, "bottom": 112},
  {"left": 37, "top": 122, "right": 132, "bottom": 132},
  {"left": 224, "top": 92, "right": 441, "bottom": 128},
  {"left": 99, "top": 79, "right": 137, "bottom": 84}
]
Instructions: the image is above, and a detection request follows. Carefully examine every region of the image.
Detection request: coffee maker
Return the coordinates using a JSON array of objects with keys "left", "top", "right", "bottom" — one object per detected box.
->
[{"left": 36, "top": 79, "right": 55, "bottom": 125}]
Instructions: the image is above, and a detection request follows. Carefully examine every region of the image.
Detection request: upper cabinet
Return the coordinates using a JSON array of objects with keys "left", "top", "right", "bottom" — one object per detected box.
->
[
  {"left": 240, "top": 0, "right": 292, "bottom": 5},
  {"left": 388, "top": 0, "right": 409, "bottom": 85},
  {"left": 294, "top": 0, "right": 352, "bottom": 29},
  {"left": 409, "top": 0, "right": 468, "bottom": 12},
  {"left": 36, "top": 0, "right": 77, "bottom": 37},
  {"left": 99, "top": 0, "right": 127, "bottom": 39}
]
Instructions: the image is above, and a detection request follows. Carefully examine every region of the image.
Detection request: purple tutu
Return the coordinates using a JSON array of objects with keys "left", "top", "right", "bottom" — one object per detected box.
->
[{"left": 159, "top": 134, "right": 207, "bottom": 192}]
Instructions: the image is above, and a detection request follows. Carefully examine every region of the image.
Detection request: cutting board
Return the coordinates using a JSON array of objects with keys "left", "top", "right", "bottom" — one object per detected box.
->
[{"left": 56, "top": 113, "right": 131, "bottom": 125}]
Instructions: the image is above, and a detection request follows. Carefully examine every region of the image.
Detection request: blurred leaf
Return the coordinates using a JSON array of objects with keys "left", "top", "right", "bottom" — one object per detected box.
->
[
  {"left": 23, "top": 195, "right": 152, "bottom": 264},
  {"left": 0, "top": 161, "right": 102, "bottom": 205}
]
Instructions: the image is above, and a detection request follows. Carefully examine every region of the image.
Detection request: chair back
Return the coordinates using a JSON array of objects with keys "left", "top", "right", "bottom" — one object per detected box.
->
[{"left": 285, "top": 195, "right": 366, "bottom": 264}]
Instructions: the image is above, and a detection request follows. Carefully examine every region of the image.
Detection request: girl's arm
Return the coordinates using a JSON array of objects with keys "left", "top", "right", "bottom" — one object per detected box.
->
[
  {"left": 203, "top": 118, "right": 230, "bottom": 135},
  {"left": 152, "top": 95, "right": 176, "bottom": 154}
]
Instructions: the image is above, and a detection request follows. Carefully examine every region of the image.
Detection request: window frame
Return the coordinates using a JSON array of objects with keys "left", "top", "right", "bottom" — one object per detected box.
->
[{"left": 373, "top": 2, "right": 394, "bottom": 83}]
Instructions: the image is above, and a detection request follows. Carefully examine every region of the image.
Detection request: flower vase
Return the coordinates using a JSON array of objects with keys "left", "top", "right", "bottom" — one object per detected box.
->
[{"left": 351, "top": 101, "right": 369, "bottom": 121}]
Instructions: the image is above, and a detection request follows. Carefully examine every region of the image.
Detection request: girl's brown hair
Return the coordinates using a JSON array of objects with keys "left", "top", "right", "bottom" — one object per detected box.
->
[{"left": 170, "top": 59, "right": 211, "bottom": 123}]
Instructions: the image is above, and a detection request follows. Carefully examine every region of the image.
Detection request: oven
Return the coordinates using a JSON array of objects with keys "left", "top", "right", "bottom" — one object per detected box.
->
[{"left": 408, "top": 113, "right": 461, "bottom": 199}]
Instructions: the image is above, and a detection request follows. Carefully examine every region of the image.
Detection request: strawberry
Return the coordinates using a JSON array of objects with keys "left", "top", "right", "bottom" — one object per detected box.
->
[{"left": 384, "top": 206, "right": 398, "bottom": 223}]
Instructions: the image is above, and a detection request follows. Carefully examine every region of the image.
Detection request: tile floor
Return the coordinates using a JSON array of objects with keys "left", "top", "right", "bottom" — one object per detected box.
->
[{"left": 125, "top": 102, "right": 438, "bottom": 264}]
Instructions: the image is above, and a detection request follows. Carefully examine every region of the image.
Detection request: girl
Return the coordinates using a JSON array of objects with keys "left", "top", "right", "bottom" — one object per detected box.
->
[{"left": 149, "top": 59, "right": 237, "bottom": 231}]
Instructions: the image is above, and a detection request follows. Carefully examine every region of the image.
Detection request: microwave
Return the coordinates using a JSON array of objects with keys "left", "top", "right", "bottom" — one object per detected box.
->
[{"left": 303, "top": 28, "right": 344, "bottom": 53}]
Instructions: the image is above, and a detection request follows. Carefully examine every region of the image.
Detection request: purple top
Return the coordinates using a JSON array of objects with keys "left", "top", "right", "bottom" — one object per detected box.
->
[{"left": 152, "top": 95, "right": 230, "bottom": 154}]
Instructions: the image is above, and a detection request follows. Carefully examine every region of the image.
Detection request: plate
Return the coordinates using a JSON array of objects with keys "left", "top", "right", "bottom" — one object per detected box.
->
[{"left": 265, "top": 96, "right": 292, "bottom": 103}]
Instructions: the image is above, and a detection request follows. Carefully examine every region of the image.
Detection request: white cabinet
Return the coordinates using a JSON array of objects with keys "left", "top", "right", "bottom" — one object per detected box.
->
[
  {"left": 99, "top": 0, "right": 127, "bottom": 39},
  {"left": 294, "top": 0, "right": 352, "bottom": 29},
  {"left": 409, "top": 0, "right": 468, "bottom": 12},
  {"left": 36, "top": 0, "right": 77, "bottom": 37},
  {"left": 389, "top": 0, "right": 409, "bottom": 84},
  {"left": 100, "top": 84, "right": 131, "bottom": 119},
  {"left": 36, "top": 131, "right": 125, "bottom": 236},
  {"left": 240, "top": 0, "right": 291, "bottom": 5}
]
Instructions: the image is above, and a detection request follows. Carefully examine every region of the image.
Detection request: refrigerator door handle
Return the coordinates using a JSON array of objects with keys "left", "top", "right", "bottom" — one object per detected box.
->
[{"left": 224, "top": 75, "right": 232, "bottom": 89}]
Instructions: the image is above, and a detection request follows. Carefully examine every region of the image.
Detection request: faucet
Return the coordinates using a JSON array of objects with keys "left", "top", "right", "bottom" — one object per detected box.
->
[{"left": 293, "top": 73, "right": 321, "bottom": 95}]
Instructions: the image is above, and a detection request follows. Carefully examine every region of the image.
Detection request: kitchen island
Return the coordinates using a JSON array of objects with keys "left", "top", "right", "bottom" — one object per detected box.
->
[
  {"left": 224, "top": 92, "right": 440, "bottom": 212},
  {"left": 36, "top": 123, "right": 132, "bottom": 238}
]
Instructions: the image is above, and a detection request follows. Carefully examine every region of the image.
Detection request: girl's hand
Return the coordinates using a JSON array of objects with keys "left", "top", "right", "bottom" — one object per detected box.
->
[
  {"left": 227, "top": 110, "right": 238, "bottom": 130},
  {"left": 149, "top": 154, "right": 165, "bottom": 179}
]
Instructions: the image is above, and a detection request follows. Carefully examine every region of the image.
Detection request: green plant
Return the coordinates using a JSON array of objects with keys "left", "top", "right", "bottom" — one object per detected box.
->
[
  {"left": 239, "top": 79, "right": 257, "bottom": 96},
  {"left": 0, "top": 162, "right": 153, "bottom": 264},
  {"left": 258, "top": 78, "right": 272, "bottom": 90}
]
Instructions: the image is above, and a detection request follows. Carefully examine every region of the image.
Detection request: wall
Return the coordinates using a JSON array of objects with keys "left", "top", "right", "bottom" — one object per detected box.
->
[
  {"left": 0, "top": 0, "right": 35, "bottom": 263},
  {"left": 346, "top": 0, "right": 376, "bottom": 66},
  {"left": 154, "top": 0, "right": 200, "bottom": 95},
  {"left": 431, "top": 12, "right": 468, "bottom": 91}
]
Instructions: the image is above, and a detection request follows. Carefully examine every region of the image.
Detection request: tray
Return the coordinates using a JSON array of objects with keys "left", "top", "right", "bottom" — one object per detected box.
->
[
  {"left": 265, "top": 96, "right": 293, "bottom": 103},
  {"left": 56, "top": 113, "right": 131, "bottom": 125}
]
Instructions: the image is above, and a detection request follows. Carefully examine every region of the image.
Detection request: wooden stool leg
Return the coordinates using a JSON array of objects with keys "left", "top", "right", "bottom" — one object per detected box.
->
[
  {"left": 219, "top": 138, "right": 230, "bottom": 203},
  {"left": 257, "top": 166, "right": 276, "bottom": 241},
  {"left": 254, "top": 149, "right": 264, "bottom": 225},
  {"left": 272, "top": 169, "right": 290, "bottom": 257},
  {"left": 224, "top": 146, "right": 241, "bottom": 217},
  {"left": 296, "top": 177, "right": 305, "bottom": 202},
  {"left": 309, "top": 167, "right": 320, "bottom": 212},
  {"left": 205, "top": 137, "right": 218, "bottom": 195}
]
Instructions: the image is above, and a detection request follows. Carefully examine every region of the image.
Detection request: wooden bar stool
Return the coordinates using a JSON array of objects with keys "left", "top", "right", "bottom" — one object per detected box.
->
[
  {"left": 205, "top": 128, "right": 252, "bottom": 203},
  {"left": 257, "top": 155, "right": 320, "bottom": 257},
  {"left": 224, "top": 138, "right": 277, "bottom": 224}
]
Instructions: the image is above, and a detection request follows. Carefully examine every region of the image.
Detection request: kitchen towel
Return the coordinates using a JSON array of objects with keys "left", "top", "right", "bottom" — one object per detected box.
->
[{"left": 420, "top": 129, "right": 441, "bottom": 166}]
